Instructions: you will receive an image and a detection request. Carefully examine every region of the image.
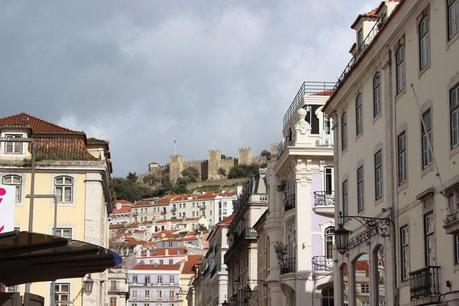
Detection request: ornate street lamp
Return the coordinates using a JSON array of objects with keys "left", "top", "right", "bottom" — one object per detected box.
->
[
  {"left": 334, "top": 211, "right": 392, "bottom": 255},
  {"left": 83, "top": 274, "right": 94, "bottom": 295},
  {"left": 334, "top": 223, "right": 350, "bottom": 255}
]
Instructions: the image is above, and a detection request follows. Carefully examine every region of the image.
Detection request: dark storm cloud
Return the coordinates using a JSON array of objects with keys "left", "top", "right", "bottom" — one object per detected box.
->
[{"left": 0, "top": 0, "right": 378, "bottom": 175}]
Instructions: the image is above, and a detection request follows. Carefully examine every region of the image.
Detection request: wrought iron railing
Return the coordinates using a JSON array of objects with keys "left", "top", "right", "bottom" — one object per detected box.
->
[
  {"left": 313, "top": 191, "right": 335, "bottom": 207},
  {"left": 312, "top": 256, "right": 334, "bottom": 272},
  {"left": 283, "top": 81, "right": 336, "bottom": 130},
  {"left": 409, "top": 266, "right": 441, "bottom": 300},
  {"left": 334, "top": 13, "right": 386, "bottom": 91},
  {"left": 284, "top": 194, "right": 296, "bottom": 211},
  {"left": 280, "top": 257, "right": 296, "bottom": 274}
]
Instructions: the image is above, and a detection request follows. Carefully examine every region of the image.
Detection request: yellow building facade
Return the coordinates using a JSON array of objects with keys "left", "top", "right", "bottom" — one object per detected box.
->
[{"left": 0, "top": 113, "right": 112, "bottom": 306}]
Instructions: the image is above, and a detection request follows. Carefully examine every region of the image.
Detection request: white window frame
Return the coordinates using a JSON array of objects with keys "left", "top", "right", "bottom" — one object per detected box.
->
[
  {"left": 355, "top": 93, "right": 363, "bottom": 136},
  {"left": 357, "top": 166, "right": 364, "bottom": 212},
  {"left": 2, "top": 175, "right": 22, "bottom": 203},
  {"left": 3, "top": 134, "right": 24, "bottom": 154},
  {"left": 374, "top": 150, "right": 383, "bottom": 200},
  {"left": 55, "top": 176, "right": 74, "bottom": 203},
  {"left": 448, "top": 0, "right": 459, "bottom": 40},
  {"left": 54, "top": 228, "right": 72, "bottom": 239},
  {"left": 395, "top": 43, "right": 405, "bottom": 94},
  {"left": 398, "top": 132, "right": 407, "bottom": 185},
  {"left": 450, "top": 83, "right": 459, "bottom": 149},
  {"left": 421, "top": 109, "right": 433, "bottom": 169},
  {"left": 418, "top": 13, "right": 430, "bottom": 69},
  {"left": 54, "top": 283, "right": 70, "bottom": 306},
  {"left": 400, "top": 225, "right": 409, "bottom": 281},
  {"left": 373, "top": 72, "right": 382, "bottom": 118}
]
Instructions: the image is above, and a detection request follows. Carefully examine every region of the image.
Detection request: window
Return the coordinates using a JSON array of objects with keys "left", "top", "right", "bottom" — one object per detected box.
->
[
  {"left": 324, "top": 227, "right": 334, "bottom": 259},
  {"left": 169, "top": 290, "right": 175, "bottom": 299},
  {"left": 361, "top": 283, "right": 369, "bottom": 294},
  {"left": 448, "top": 188, "right": 459, "bottom": 211},
  {"left": 4, "top": 134, "right": 23, "bottom": 154},
  {"left": 342, "top": 180, "right": 348, "bottom": 216},
  {"left": 451, "top": 83, "right": 459, "bottom": 149},
  {"left": 325, "top": 167, "right": 333, "bottom": 195},
  {"left": 2, "top": 175, "right": 22, "bottom": 202},
  {"left": 54, "top": 228, "right": 72, "bottom": 239},
  {"left": 341, "top": 112, "right": 347, "bottom": 151},
  {"left": 355, "top": 93, "right": 363, "bottom": 136},
  {"left": 133, "top": 276, "right": 138, "bottom": 283},
  {"left": 421, "top": 109, "right": 433, "bottom": 168},
  {"left": 424, "top": 212, "right": 435, "bottom": 265},
  {"left": 132, "top": 290, "right": 137, "bottom": 298},
  {"left": 169, "top": 259, "right": 173, "bottom": 265},
  {"left": 324, "top": 115, "right": 331, "bottom": 135},
  {"left": 419, "top": 13, "right": 430, "bottom": 69},
  {"left": 398, "top": 132, "right": 407, "bottom": 185},
  {"left": 110, "top": 280, "right": 117, "bottom": 291},
  {"left": 55, "top": 176, "right": 73, "bottom": 203},
  {"left": 169, "top": 275, "right": 175, "bottom": 284},
  {"left": 395, "top": 43, "right": 405, "bottom": 94},
  {"left": 374, "top": 150, "right": 383, "bottom": 200},
  {"left": 145, "top": 276, "right": 150, "bottom": 284},
  {"left": 455, "top": 234, "right": 459, "bottom": 264},
  {"left": 357, "top": 166, "right": 364, "bottom": 212},
  {"left": 448, "top": 0, "right": 459, "bottom": 39},
  {"left": 157, "top": 276, "right": 162, "bottom": 284},
  {"left": 400, "top": 225, "right": 409, "bottom": 281},
  {"left": 159, "top": 259, "right": 164, "bottom": 265},
  {"left": 373, "top": 72, "right": 382, "bottom": 118},
  {"left": 145, "top": 290, "right": 150, "bottom": 297},
  {"left": 110, "top": 297, "right": 117, "bottom": 306},
  {"left": 54, "top": 283, "right": 70, "bottom": 306}
]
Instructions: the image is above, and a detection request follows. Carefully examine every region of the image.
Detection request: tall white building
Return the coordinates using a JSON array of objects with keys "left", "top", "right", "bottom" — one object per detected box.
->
[
  {"left": 323, "top": 0, "right": 459, "bottom": 305},
  {"left": 264, "top": 82, "right": 335, "bottom": 306}
]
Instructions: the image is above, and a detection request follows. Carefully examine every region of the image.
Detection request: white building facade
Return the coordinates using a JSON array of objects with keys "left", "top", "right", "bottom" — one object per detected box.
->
[
  {"left": 264, "top": 84, "right": 335, "bottom": 306},
  {"left": 323, "top": 0, "right": 459, "bottom": 305}
]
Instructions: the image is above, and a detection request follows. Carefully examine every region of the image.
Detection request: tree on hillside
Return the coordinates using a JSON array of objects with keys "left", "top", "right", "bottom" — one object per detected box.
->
[
  {"left": 227, "top": 164, "right": 259, "bottom": 179},
  {"left": 260, "top": 150, "right": 271, "bottom": 159},
  {"left": 113, "top": 177, "right": 153, "bottom": 202},
  {"left": 143, "top": 173, "right": 160, "bottom": 186},
  {"left": 217, "top": 167, "right": 227, "bottom": 177},
  {"left": 126, "top": 172, "right": 138, "bottom": 183},
  {"left": 181, "top": 167, "right": 200, "bottom": 182}
]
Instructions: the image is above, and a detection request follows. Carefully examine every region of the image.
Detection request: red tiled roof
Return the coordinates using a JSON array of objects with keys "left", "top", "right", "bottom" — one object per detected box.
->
[
  {"left": 0, "top": 113, "right": 83, "bottom": 135},
  {"left": 0, "top": 113, "right": 100, "bottom": 161},
  {"left": 351, "top": 8, "right": 379, "bottom": 29},
  {"left": 112, "top": 206, "right": 131, "bottom": 214},
  {"left": 219, "top": 215, "right": 233, "bottom": 225},
  {"left": 147, "top": 247, "right": 187, "bottom": 256},
  {"left": 87, "top": 137, "right": 108, "bottom": 145},
  {"left": 132, "top": 264, "right": 181, "bottom": 271},
  {"left": 116, "top": 200, "right": 133, "bottom": 205},
  {"left": 181, "top": 255, "right": 202, "bottom": 274}
]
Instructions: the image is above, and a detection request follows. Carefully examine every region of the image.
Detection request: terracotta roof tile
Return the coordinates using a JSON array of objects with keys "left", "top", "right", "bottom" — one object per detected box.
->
[
  {"left": 181, "top": 255, "right": 202, "bottom": 274},
  {"left": 0, "top": 113, "right": 82, "bottom": 135},
  {"left": 132, "top": 264, "right": 181, "bottom": 271}
]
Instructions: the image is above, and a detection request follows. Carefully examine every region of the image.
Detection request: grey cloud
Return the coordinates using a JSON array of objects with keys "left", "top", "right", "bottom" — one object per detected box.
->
[{"left": 0, "top": 0, "right": 380, "bottom": 175}]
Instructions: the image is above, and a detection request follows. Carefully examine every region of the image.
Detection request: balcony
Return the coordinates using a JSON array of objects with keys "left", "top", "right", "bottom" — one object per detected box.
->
[
  {"left": 284, "top": 194, "right": 296, "bottom": 212},
  {"left": 313, "top": 191, "right": 335, "bottom": 217},
  {"left": 280, "top": 257, "right": 296, "bottom": 275},
  {"left": 443, "top": 210, "right": 459, "bottom": 234},
  {"left": 409, "top": 266, "right": 441, "bottom": 304},
  {"left": 312, "top": 256, "right": 334, "bottom": 272}
]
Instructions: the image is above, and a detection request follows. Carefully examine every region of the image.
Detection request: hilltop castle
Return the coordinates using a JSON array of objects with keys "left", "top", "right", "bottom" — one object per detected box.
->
[{"left": 148, "top": 148, "right": 256, "bottom": 182}]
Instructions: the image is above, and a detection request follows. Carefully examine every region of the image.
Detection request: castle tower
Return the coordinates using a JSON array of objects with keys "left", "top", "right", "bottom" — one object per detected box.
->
[
  {"left": 208, "top": 149, "right": 222, "bottom": 180},
  {"left": 169, "top": 154, "right": 184, "bottom": 182},
  {"left": 238, "top": 147, "right": 252, "bottom": 165}
]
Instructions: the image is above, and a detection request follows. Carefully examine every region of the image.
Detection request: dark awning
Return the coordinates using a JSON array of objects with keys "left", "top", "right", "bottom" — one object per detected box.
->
[{"left": 0, "top": 231, "right": 122, "bottom": 286}]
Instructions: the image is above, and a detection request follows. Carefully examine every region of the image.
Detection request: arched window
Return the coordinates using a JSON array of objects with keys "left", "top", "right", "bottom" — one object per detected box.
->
[
  {"left": 395, "top": 44, "right": 405, "bottom": 94},
  {"left": 54, "top": 176, "right": 73, "bottom": 203},
  {"left": 419, "top": 14, "right": 430, "bottom": 69},
  {"left": 355, "top": 93, "right": 363, "bottom": 136},
  {"left": 324, "top": 226, "right": 335, "bottom": 259},
  {"left": 2, "top": 175, "right": 22, "bottom": 202},
  {"left": 341, "top": 112, "right": 347, "bottom": 151},
  {"left": 373, "top": 72, "right": 381, "bottom": 118}
]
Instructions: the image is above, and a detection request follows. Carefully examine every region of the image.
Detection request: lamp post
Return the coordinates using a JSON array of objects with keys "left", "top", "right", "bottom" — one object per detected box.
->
[
  {"left": 334, "top": 211, "right": 392, "bottom": 255},
  {"left": 26, "top": 194, "right": 58, "bottom": 306}
]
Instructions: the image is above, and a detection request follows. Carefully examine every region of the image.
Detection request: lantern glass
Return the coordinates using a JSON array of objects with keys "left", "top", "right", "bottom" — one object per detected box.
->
[
  {"left": 83, "top": 274, "right": 94, "bottom": 295},
  {"left": 335, "top": 224, "right": 350, "bottom": 255}
]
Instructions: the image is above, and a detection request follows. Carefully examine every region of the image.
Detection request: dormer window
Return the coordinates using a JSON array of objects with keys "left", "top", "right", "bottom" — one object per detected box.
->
[{"left": 4, "top": 134, "right": 23, "bottom": 154}]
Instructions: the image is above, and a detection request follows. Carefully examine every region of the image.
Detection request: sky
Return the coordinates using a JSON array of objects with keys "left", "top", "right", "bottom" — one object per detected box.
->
[{"left": 0, "top": 0, "right": 378, "bottom": 176}]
